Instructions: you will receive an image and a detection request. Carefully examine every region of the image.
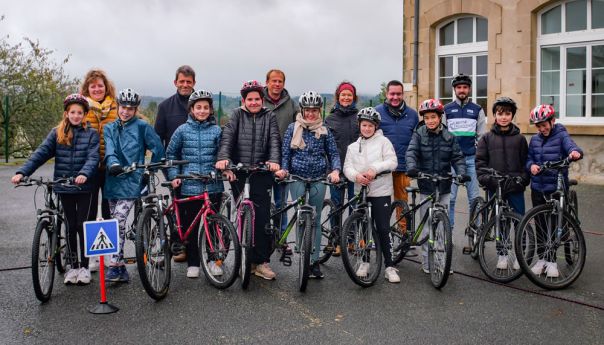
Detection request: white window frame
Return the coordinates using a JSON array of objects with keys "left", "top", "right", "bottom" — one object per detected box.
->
[
  {"left": 435, "top": 16, "right": 488, "bottom": 104},
  {"left": 537, "top": 0, "right": 604, "bottom": 124}
]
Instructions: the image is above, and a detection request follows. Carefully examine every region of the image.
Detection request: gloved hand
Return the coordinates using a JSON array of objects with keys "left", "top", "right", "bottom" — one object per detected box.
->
[
  {"left": 459, "top": 174, "right": 472, "bottom": 183},
  {"left": 109, "top": 164, "right": 124, "bottom": 177},
  {"left": 407, "top": 168, "right": 419, "bottom": 178}
]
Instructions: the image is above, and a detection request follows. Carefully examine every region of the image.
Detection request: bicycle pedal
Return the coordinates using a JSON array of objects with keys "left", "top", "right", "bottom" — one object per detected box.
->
[
  {"left": 280, "top": 254, "right": 292, "bottom": 266},
  {"left": 462, "top": 246, "right": 472, "bottom": 255},
  {"left": 124, "top": 257, "right": 137, "bottom": 264}
]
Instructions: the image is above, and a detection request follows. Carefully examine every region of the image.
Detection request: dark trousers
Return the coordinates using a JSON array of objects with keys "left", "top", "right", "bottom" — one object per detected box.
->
[
  {"left": 88, "top": 170, "right": 111, "bottom": 220},
  {"left": 231, "top": 172, "right": 273, "bottom": 264},
  {"left": 60, "top": 193, "right": 93, "bottom": 269},
  {"left": 368, "top": 196, "right": 393, "bottom": 267},
  {"left": 177, "top": 192, "right": 221, "bottom": 267}
]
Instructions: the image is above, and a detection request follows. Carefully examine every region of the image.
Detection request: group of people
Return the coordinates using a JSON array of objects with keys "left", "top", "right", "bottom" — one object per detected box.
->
[{"left": 11, "top": 65, "right": 583, "bottom": 288}]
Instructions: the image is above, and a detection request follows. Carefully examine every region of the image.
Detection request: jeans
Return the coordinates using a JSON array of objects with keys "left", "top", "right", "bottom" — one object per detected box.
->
[
  {"left": 450, "top": 155, "right": 480, "bottom": 231},
  {"left": 329, "top": 181, "right": 355, "bottom": 210},
  {"left": 289, "top": 181, "right": 326, "bottom": 263}
]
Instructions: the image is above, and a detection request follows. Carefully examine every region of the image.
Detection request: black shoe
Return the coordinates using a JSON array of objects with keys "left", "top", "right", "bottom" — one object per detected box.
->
[{"left": 309, "top": 263, "right": 324, "bottom": 279}]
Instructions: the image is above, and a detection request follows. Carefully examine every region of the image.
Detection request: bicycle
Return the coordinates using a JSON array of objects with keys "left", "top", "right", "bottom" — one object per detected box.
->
[
  {"left": 340, "top": 171, "right": 392, "bottom": 288},
  {"left": 317, "top": 178, "right": 352, "bottom": 264},
  {"left": 515, "top": 158, "right": 585, "bottom": 290},
  {"left": 465, "top": 168, "right": 524, "bottom": 283},
  {"left": 268, "top": 175, "right": 328, "bottom": 292},
  {"left": 389, "top": 172, "right": 462, "bottom": 289},
  {"left": 17, "top": 177, "right": 76, "bottom": 302},
  {"left": 164, "top": 172, "right": 241, "bottom": 289}
]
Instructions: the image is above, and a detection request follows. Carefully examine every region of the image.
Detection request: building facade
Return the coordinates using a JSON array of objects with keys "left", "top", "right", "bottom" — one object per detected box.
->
[{"left": 403, "top": 0, "right": 604, "bottom": 183}]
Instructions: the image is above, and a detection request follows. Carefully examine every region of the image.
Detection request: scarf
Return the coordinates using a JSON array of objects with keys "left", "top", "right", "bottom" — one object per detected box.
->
[
  {"left": 88, "top": 96, "right": 116, "bottom": 120},
  {"left": 290, "top": 112, "right": 327, "bottom": 149},
  {"left": 385, "top": 100, "right": 406, "bottom": 118}
]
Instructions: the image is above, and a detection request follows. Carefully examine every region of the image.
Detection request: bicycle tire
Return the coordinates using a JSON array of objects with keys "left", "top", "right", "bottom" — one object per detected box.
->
[
  {"left": 136, "top": 207, "right": 171, "bottom": 300},
  {"left": 318, "top": 200, "right": 337, "bottom": 264},
  {"left": 32, "top": 219, "right": 56, "bottom": 302},
  {"left": 55, "top": 219, "right": 68, "bottom": 274},
  {"left": 340, "top": 212, "right": 382, "bottom": 288},
  {"left": 478, "top": 211, "right": 523, "bottom": 283},
  {"left": 239, "top": 204, "right": 253, "bottom": 289},
  {"left": 220, "top": 192, "right": 233, "bottom": 222},
  {"left": 389, "top": 200, "right": 412, "bottom": 265},
  {"left": 298, "top": 212, "right": 313, "bottom": 292},
  {"left": 467, "top": 197, "right": 486, "bottom": 260},
  {"left": 200, "top": 214, "right": 241, "bottom": 289},
  {"left": 569, "top": 190, "right": 579, "bottom": 218},
  {"left": 428, "top": 209, "right": 452, "bottom": 289},
  {"left": 515, "top": 204, "right": 586, "bottom": 290}
]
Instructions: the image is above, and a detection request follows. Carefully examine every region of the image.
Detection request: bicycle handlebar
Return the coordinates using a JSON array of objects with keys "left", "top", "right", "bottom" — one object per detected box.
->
[
  {"left": 224, "top": 163, "right": 271, "bottom": 173},
  {"left": 538, "top": 157, "right": 575, "bottom": 171},
  {"left": 15, "top": 176, "right": 79, "bottom": 189},
  {"left": 121, "top": 159, "right": 190, "bottom": 175},
  {"left": 175, "top": 171, "right": 226, "bottom": 182}
]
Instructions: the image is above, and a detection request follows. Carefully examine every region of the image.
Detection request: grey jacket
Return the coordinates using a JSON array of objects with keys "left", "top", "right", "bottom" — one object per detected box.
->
[{"left": 263, "top": 88, "right": 297, "bottom": 139}]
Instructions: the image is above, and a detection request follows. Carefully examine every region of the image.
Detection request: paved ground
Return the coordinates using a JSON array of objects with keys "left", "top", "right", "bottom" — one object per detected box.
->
[{"left": 0, "top": 164, "right": 602, "bottom": 345}]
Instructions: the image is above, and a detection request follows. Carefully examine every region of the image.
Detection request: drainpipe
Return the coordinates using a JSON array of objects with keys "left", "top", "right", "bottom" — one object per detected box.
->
[{"left": 413, "top": 0, "right": 420, "bottom": 86}]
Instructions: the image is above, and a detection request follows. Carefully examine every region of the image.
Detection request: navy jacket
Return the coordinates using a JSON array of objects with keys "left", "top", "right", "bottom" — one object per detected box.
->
[
  {"left": 18, "top": 126, "right": 100, "bottom": 194},
  {"left": 526, "top": 124, "right": 583, "bottom": 193},
  {"left": 155, "top": 93, "right": 190, "bottom": 148},
  {"left": 444, "top": 100, "right": 484, "bottom": 156},
  {"left": 376, "top": 102, "right": 419, "bottom": 172}
]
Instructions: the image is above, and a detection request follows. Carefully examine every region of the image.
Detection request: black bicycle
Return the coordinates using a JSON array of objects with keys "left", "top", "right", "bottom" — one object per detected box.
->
[{"left": 317, "top": 178, "right": 352, "bottom": 264}]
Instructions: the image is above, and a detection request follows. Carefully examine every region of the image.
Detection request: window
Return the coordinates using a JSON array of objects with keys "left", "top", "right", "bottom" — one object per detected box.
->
[
  {"left": 436, "top": 16, "right": 488, "bottom": 110},
  {"left": 538, "top": 1, "right": 604, "bottom": 123}
]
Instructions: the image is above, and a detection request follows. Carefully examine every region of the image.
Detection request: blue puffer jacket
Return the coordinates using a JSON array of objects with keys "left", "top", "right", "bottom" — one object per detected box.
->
[
  {"left": 376, "top": 102, "right": 419, "bottom": 172},
  {"left": 103, "top": 117, "right": 165, "bottom": 199},
  {"left": 17, "top": 126, "right": 100, "bottom": 194},
  {"left": 166, "top": 116, "right": 224, "bottom": 196},
  {"left": 526, "top": 124, "right": 583, "bottom": 193},
  {"left": 281, "top": 121, "right": 341, "bottom": 178}
]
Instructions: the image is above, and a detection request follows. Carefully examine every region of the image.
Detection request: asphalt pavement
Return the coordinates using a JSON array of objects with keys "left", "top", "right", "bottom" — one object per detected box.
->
[{"left": 0, "top": 164, "right": 602, "bottom": 345}]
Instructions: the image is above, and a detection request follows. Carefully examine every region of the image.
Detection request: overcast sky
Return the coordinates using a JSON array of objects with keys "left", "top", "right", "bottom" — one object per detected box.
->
[{"left": 2, "top": 0, "right": 403, "bottom": 98}]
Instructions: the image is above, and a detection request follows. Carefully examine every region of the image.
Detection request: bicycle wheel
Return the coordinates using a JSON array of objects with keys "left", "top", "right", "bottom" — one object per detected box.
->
[
  {"left": 428, "top": 209, "right": 452, "bottom": 289},
  {"left": 32, "top": 219, "right": 56, "bottom": 302},
  {"left": 318, "top": 200, "right": 337, "bottom": 264},
  {"left": 55, "top": 219, "right": 68, "bottom": 274},
  {"left": 466, "top": 197, "right": 486, "bottom": 260},
  {"left": 136, "top": 207, "right": 171, "bottom": 300},
  {"left": 389, "top": 200, "right": 412, "bottom": 265},
  {"left": 220, "top": 192, "right": 232, "bottom": 221},
  {"left": 340, "top": 212, "right": 382, "bottom": 287},
  {"left": 239, "top": 204, "right": 253, "bottom": 289},
  {"left": 515, "top": 205, "right": 586, "bottom": 290},
  {"left": 478, "top": 211, "right": 523, "bottom": 283},
  {"left": 297, "top": 212, "right": 313, "bottom": 292},
  {"left": 200, "top": 214, "right": 241, "bottom": 289}
]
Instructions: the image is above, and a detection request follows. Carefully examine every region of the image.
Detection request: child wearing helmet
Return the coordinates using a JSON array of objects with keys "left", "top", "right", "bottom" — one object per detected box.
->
[
  {"left": 12, "top": 94, "right": 100, "bottom": 285},
  {"left": 275, "top": 91, "right": 341, "bottom": 279},
  {"left": 526, "top": 104, "right": 582, "bottom": 278},
  {"left": 103, "top": 88, "right": 165, "bottom": 283},
  {"left": 406, "top": 99, "right": 467, "bottom": 273},
  {"left": 165, "top": 90, "right": 229, "bottom": 279},
  {"left": 343, "top": 107, "right": 400, "bottom": 283},
  {"left": 475, "top": 96, "right": 530, "bottom": 270}
]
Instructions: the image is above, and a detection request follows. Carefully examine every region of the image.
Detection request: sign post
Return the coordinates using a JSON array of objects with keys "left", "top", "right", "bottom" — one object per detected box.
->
[{"left": 84, "top": 218, "right": 120, "bottom": 314}]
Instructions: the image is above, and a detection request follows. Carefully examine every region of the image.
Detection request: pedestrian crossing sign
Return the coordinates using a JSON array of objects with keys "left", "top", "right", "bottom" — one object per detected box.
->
[{"left": 84, "top": 219, "right": 119, "bottom": 257}]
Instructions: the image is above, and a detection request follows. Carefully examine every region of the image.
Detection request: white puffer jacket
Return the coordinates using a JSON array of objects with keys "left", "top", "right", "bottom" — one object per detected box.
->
[{"left": 343, "top": 129, "right": 397, "bottom": 197}]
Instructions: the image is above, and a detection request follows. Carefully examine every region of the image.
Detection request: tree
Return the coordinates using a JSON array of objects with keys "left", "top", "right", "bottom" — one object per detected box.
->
[
  {"left": 0, "top": 15, "right": 79, "bottom": 156},
  {"left": 142, "top": 101, "right": 158, "bottom": 124}
]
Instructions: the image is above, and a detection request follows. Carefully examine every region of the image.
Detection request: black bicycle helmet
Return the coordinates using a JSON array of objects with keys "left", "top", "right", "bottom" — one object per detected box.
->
[
  {"left": 492, "top": 96, "right": 517, "bottom": 116},
  {"left": 451, "top": 74, "right": 472, "bottom": 87}
]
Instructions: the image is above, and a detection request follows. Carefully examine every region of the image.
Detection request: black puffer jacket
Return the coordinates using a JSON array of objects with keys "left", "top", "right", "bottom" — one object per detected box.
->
[
  {"left": 217, "top": 106, "right": 281, "bottom": 166},
  {"left": 406, "top": 124, "right": 466, "bottom": 195},
  {"left": 476, "top": 123, "right": 529, "bottom": 194},
  {"left": 324, "top": 105, "right": 359, "bottom": 164}
]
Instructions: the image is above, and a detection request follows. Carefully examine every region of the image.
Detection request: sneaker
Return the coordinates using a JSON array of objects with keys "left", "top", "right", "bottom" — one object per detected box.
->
[
  {"left": 310, "top": 263, "right": 324, "bottom": 279},
  {"left": 187, "top": 266, "right": 200, "bottom": 278},
  {"left": 512, "top": 258, "right": 520, "bottom": 270},
  {"left": 88, "top": 258, "right": 99, "bottom": 272},
  {"left": 105, "top": 266, "right": 121, "bottom": 282},
  {"left": 355, "top": 262, "right": 370, "bottom": 277},
  {"left": 497, "top": 255, "right": 509, "bottom": 270},
  {"left": 332, "top": 245, "right": 342, "bottom": 257},
  {"left": 545, "top": 262, "right": 559, "bottom": 278},
  {"left": 118, "top": 266, "right": 129, "bottom": 283},
  {"left": 76, "top": 268, "right": 91, "bottom": 285},
  {"left": 531, "top": 259, "right": 547, "bottom": 275},
  {"left": 173, "top": 251, "right": 187, "bottom": 263},
  {"left": 64, "top": 268, "right": 79, "bottom": 285},
  {"left": 254, "top": 263, "right": 276, "bottom": 280},
  {"left": 420, "top": 265, "right": 430, "bottom": 274},
  {"left": 384, "top": 267, "right": 400, "bottom": 283},
  {"left": 208, "top": 261, "right": 223, "bottom": 276}
]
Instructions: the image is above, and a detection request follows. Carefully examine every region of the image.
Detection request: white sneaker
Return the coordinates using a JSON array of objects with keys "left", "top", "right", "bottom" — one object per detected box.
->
[
  {"left": 545, "top": 262, "right": 559, "bottom": 278},
  {"left": 512, "top": 258, "right": 520, "bottom": 270},
  {"left": 384, "top": 267, "right": 400, "bottom": 283},
  {"left": 186, "top": 266, "right": 200, "bottom": 278},
  {"left": 208, "top": 261, "right": 223, "bottom": 276},
  {"left": 356, "top": 262, "right": 370, "bottom": 277},
  {"left": 531, "top": 259, "right": 547, "bottom": 275},
  {"left": 76, "top": 268, "right": 91, "bottom": 285},
  {"left": 88, "top": 258, "right": 99, "bottom": 273},
  {"left": 421, "top": 266, "right": 430, "bottom": 274},
  {"left": 496, "top": 255, "right": 509, "bottom": 270},
  {"left": 64, "top": 268, "right": 78, "bottom": 285}
]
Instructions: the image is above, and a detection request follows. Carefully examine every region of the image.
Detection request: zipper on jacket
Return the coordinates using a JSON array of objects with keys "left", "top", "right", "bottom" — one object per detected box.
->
[{"left": 251, "top": 114, "right": 256, "bottom": 165}]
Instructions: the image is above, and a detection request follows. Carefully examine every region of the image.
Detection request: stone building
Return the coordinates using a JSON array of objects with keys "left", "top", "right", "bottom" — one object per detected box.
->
[{"left": 402, "top": 0, "right": 604, "bottom": 183}]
